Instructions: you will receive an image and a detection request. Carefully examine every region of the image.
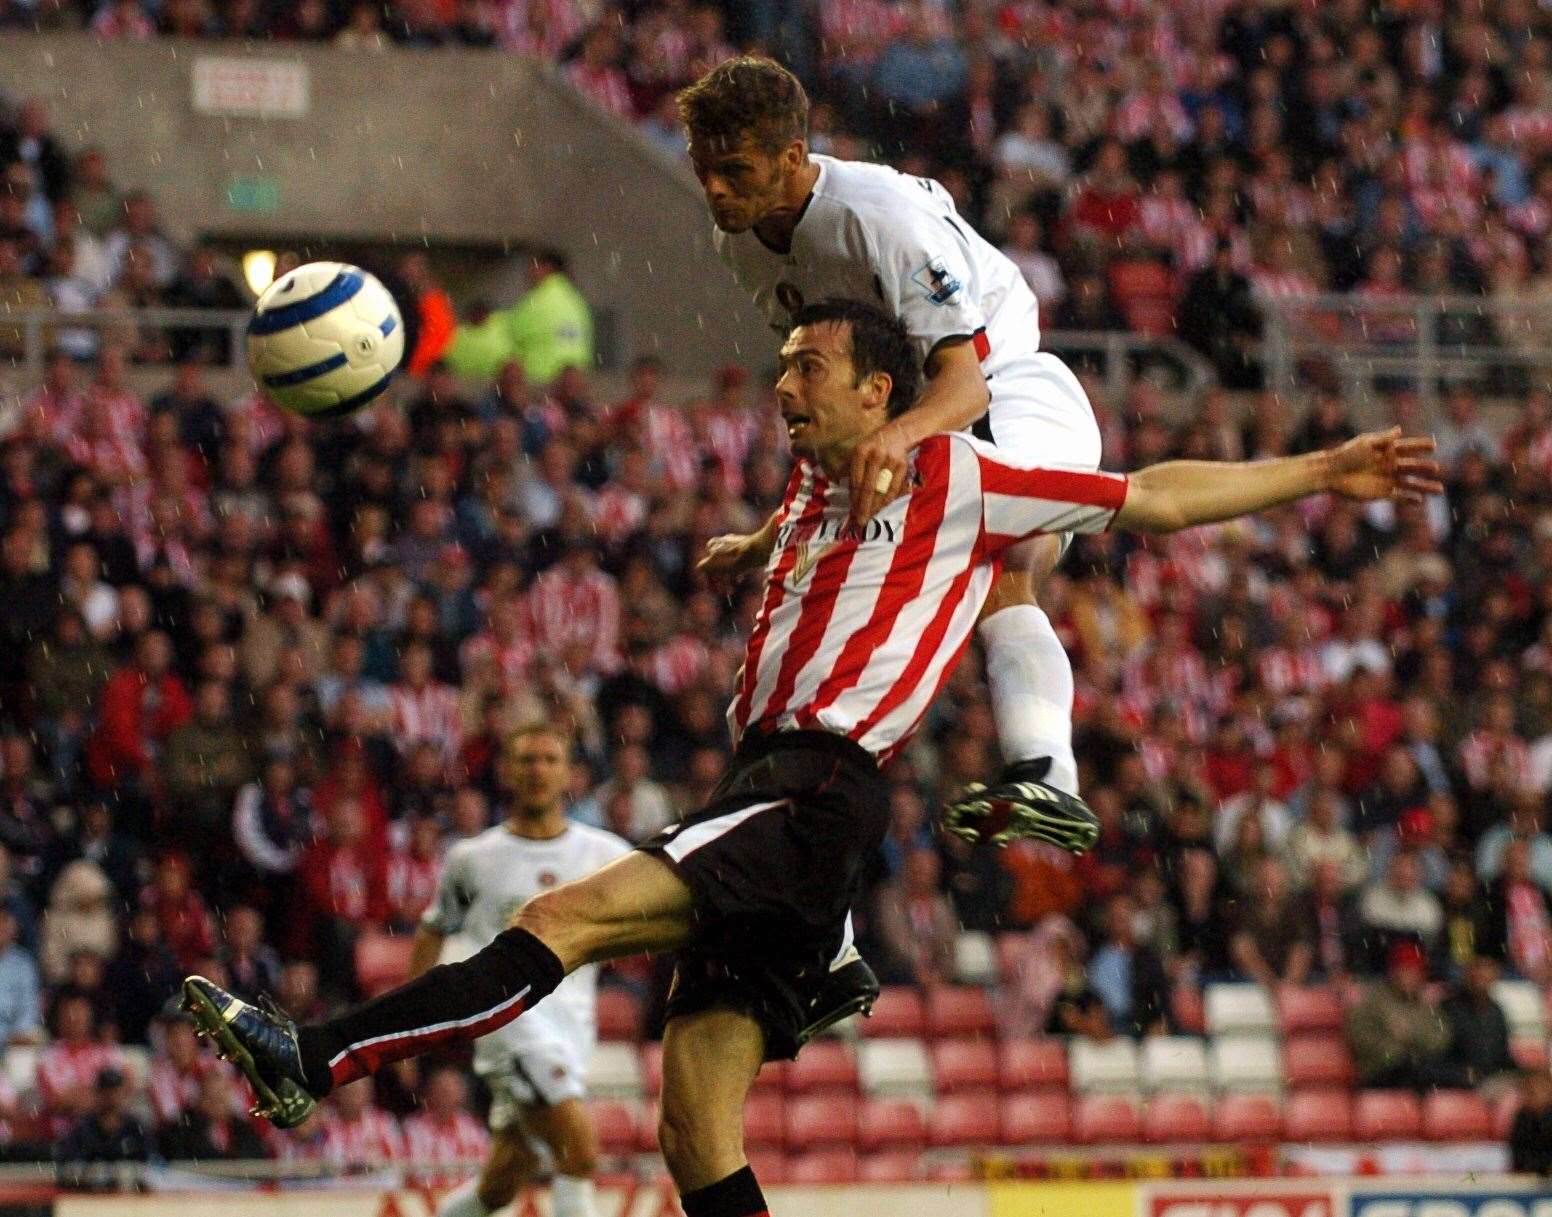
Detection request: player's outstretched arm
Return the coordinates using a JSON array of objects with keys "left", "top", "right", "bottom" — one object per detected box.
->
[{"left": 1117, "top": 428, "right": 1442, "bottom": 534}]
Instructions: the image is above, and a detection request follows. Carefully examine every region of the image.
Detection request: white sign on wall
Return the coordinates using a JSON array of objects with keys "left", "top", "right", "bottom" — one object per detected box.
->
[{"left": 192, "top": 56, "right": 310, "bottom": 118}]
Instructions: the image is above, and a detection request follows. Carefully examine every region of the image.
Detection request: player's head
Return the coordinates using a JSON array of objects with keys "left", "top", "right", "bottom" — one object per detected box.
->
[
  {"left": 501, "top": 721, "right": 572, "bottom": 818},
  {"left": 680, "top": 56, "right": 809, "bottom": 232},
  {"left": 777, "top": 299, "right": 921, "bottom": 467}
]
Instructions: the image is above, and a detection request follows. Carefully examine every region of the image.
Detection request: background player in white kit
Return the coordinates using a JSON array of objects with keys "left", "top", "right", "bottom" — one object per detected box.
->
[
  {"left": 683, "top": 57, "right": 1102, "bottom": 849},
  {"left": 412, "top": 722, "right": 629, "bottom": 1217}
]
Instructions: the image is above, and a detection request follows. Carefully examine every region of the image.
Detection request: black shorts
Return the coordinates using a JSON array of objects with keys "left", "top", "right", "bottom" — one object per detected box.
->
[{"left": 639, "top": 728, "right": 888, "bottom": 1061}]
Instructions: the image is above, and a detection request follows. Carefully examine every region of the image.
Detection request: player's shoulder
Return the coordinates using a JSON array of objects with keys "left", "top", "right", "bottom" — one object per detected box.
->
[
  {"left": 567, "top": 821, "right": 633, "bottom": 859},
  {"left": 811, "top": 155, "right": 939, "bottom": 229},
  {"left": 446, "top": 825, "right": 507, "bottom": 861}
]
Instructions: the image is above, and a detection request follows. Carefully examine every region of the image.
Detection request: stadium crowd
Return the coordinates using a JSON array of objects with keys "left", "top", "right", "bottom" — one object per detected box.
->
[{"left": 13, "top": 0, "right": 1552, "bottom": 383}]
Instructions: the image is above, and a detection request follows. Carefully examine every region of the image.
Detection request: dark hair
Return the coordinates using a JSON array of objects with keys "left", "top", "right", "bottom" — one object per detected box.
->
[
  {"left": 678, "top": 55, "right": 808, "bottom": 153},
  {"left": 788, "top": 298, "right": 922, "bottom": 417}
]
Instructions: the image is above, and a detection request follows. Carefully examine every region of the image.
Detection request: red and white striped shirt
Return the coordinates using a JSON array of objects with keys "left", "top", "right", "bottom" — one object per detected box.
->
[
  {"left": 38, "top": 1042, "right": 122, "bottom": 1134},
  {"left": 529, "top": 564, "right": 621, "bottom": 674},
  {"left": 324, "top": 1107, "right": 406, "bottom": 1164},
  {"left": 730, "top": 435, "right": 1127, "bottom": 763},
  {"left": 387, "top": 850, "right": 441, "bottom": 925},
  {"left": 402, "top": 1112, "right": 489, "bottom": 1185},
  {"left": 388, "top": 680, "right": 464, "bottom": 759}
]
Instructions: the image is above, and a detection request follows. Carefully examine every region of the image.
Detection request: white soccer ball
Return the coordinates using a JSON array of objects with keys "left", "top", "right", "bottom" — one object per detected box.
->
[{"left": 246, "top": 261, "right": 404, "bottom": 417}]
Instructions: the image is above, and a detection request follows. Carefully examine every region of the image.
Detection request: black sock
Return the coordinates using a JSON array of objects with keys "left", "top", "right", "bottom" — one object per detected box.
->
[
  {"left": 680, "top": 1166, "right": 768, "bottom": 1217},
  {"left": 296, "top": 927, "right": 563, "bottom": 1095}
]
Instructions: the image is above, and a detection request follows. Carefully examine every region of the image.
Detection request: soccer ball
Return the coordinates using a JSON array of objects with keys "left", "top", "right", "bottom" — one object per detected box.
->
[{"left": 246, "top": 261, "right": 404, "bottom": 417}]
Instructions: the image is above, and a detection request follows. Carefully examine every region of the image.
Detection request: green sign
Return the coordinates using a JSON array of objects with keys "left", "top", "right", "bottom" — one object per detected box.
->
[{"left": 225, "top": 175, "right": 281, "bottom": 213}]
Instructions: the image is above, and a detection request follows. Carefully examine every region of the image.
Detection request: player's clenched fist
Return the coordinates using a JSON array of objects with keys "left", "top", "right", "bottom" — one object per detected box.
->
[{"left": 698, "top": 530, "right": 773, "bottom": 588}]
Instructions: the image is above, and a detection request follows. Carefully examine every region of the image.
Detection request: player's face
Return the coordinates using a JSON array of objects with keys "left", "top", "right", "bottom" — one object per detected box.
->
[
  {"left": 688, "top": 135, "right": 793, "bottom": 232},
  {"left": 504, "top": 732, "right": 569, "bottom": 811},
  {"left": 775, "top": 322, "right": 886, "bottom": 467}
]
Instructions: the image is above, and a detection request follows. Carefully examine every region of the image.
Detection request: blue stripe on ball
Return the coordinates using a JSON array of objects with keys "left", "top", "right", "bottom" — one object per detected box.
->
[
  {"left": 380, "top": 314, "right": 397, "bottom": 337},
  {"left": 248, "top": 269, "right": 365, "bottom": 336},
  {"left": 262, "top": 351, "right": 348, "bottom": 388},
  {"left": 307, "top": 369, "right": 397, "bottom": 418}
]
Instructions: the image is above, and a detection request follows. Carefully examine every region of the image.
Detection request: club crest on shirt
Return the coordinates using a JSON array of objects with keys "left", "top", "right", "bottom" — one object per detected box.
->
[
  {"left": 790, "top": 540, "right": 829, "bottom": 586},
  {"left": 911, "top": 257, "right": 962, "bottom": 306}
]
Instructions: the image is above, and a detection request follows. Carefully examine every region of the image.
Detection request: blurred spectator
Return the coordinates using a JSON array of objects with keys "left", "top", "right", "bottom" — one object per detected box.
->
[
  {"left": 1230, "top": 856, "right": 1313, "bottom": 988},
  {"left": 0, "top": 905, "right": 41, "bottom": 1045},
  {"left": 1360, "top": 850, "right": 1444, "bottom": 965},
  {"left": 55, "top": 1067, "right": 156, "bottom": 1189},
  {"left": 401, "top": 1066, "right": 489, "bottom": 1186},
  {"left": 1087, "top": 893, "right": 1169, "bottom": 1037},
  {"left": 40, "top": 860, "right": 116, "bottom": 985},
  {"left": 103, "top": 906, "right": 180, "bottom": 1046},
  {"left": 39, "top": 992, "right": 122, "bottom": 1136},
  {"left": 1441, "top": 955, "right": 1518, "bottom": 1094},
  {"left": 324, "top": 1079, "right": 404, "bottom": 1164},
  {"left": 84, "top": 630, "right": 191, "bottom": 826},
  {"left": 1510, "top": 1069, "right": 1552, "bottom": 1175},
  {"left": 298, "top": 799, "right": 387, "bottom": 995},
  {"left": 1482, "top": 839, "right": 1552, "bottom": 985},
  {"left": 147, "top": 1013, "right": 210, "bottom": 1126},
  {"left": 1179, "top": 241, "right": 1262, "bottom": 388},
  {"left": 161, "top": 680, "right": 254, "bottom": 846},
  {"left": 1347, "top": 940, "right": 1458, "bottom": 1090},
  {"left": 159, "top": 1069, "right": 267, "bottom": 1161},
  {"left": 399, "top": 252, "right": 456, "bottom": 377},
  {"left": 502, "top": 248, "right": 593, "bottom": 386},
  {"left": 217, "top": 905, "right": 282, "bottom": 1004},
  {"left": 874, "top": 846, "right": 957, "bottom": 987},
  {"left": 143, "top": 853, "right": 216, "bottom": 971}
]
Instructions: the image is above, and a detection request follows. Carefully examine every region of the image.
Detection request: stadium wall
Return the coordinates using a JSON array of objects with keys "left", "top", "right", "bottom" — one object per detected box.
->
[
  {"left": 48, "top": 1178, "right": 1552, "bottom": 1217},
  {"left": 0, "top": 33, "right": 772, "bottom": 373}
]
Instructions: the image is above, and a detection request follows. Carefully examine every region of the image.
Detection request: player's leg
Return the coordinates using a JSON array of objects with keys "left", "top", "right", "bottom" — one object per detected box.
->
[
  {"left": 947, "top": 353, "right": 1102, "bottom": 850},
  {"left": 657, "top": 1007, "right": 768, "bottom": 1208},
  {"left": 183, "top": 851, "right": 693, "bottom": 1125},
  {"left": 522, "top": 1099, "right": 600, "bottom": 1217},
  {"left": 437, "top": 1129, "right": 539, "bottom": 1217}
]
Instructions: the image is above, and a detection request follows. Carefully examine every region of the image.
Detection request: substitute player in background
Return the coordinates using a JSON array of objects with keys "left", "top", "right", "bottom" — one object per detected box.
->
[
  {"left": 415, "top": 722, "right": 629, "bottom": 1217},
  {"left": 680, "top": 56, "right": 1102, "bottom": 847}
]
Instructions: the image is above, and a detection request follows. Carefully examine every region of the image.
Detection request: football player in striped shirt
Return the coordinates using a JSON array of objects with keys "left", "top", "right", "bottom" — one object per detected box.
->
[{"left": 186, "top": 300, "right": 1438, "bottom": 1217}]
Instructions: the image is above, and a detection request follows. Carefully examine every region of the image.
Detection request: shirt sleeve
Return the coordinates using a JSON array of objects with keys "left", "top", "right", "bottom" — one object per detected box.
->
[
  {"left": 856, "top": 192, "right": 990, "bottom": 365},
  {"left": 420, "top": 846, "right": 470, "bottom": 936},
  {"left": 962, "top": 435, "right": 1129, "bottom": 559}
]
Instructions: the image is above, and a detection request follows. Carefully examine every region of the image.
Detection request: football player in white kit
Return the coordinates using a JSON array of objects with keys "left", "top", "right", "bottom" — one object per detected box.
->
[
  {"left": 413, "top": 722, "right": 630, "bottom": 1217},
  {"left": 685, "top": 58, "right": 1103, "bottom": 857}
]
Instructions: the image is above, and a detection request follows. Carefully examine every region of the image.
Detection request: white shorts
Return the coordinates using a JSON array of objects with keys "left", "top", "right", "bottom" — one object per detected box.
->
[
  {"left": 484, "top": 1037, "right": 589, "bottom": 1130},
  {"left": 981, "top": 352, "right": 1103, "bottom": 472},
  {"left": 979, "top": 352, "right": 1102, "bottom": 566}
]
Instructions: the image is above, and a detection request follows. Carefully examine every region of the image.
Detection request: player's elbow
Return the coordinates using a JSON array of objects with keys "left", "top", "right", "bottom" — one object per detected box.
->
[{"left": 1117, "top": 493, "right": 1185, "bottom": 535}]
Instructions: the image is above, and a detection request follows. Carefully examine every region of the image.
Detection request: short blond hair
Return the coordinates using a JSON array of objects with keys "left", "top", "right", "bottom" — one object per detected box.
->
[{"left": 678, "top": 56, "right": 809, "bottom": 153}]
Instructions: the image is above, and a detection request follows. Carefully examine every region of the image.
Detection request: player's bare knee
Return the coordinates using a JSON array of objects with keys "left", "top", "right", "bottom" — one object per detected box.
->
[
  {"left": 477, "top": 1163, "right": 523, "bottom": 1210},
  {"left": 658, "top": 1100, "right": 738, "bottom": 1181},
  {"left": 554, "top": 1135, "right": 597, "bottom": 1179}
]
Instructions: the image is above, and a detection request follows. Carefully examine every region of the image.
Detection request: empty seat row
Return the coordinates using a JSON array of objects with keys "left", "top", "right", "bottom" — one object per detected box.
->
[{"left": 587, "top": 1088, "right": 1505, "bottom": 1156}]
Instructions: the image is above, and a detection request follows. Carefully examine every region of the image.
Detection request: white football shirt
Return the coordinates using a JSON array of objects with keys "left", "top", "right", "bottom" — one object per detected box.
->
[
  {"left": 715, "top": 154, "right": 1042, "bottom": 378},
  {"left": 422, "top": 821, "right": 631, "bottom": 1073}
]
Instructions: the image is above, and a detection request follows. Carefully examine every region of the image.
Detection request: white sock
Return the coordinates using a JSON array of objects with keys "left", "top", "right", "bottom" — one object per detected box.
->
[
  {"left": 978, "top": 603, "right": 1079, "bottom": 795},
  {"left": 438, "top": 1181, "right": 493, "bottom": 1217},
  {"left": 551, "top": 1176, "right": 597, "bottom": 1217}
]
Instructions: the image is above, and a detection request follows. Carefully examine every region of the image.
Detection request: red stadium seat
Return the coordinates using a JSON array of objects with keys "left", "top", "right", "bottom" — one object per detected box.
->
[
  {"left": 928, "top": 1093, "right": 1001, "bottom": 1147},
  {"left": 1494, "top": 1093, "right": 1522, "bottom": 1139},
  {"left": 742, "top": 1091, "right": 785, "bottom": 1148},
  {"left": 858, "top": 1149, "right": 923, "bottom": 1182},
  {"left": 1423, "top": 1090, "right": 1493, "bottom": 1141},
  {"left": 1171, "top": 985, "right": 1206, "bottom": 1035},
  {"left": 861, "top": 987, "right": 927, "bottom": 1038},
  {"left": 787, "top": 1149, "right": 858, "bottom": 1184},
  {"left": 636, "top": 1101, "right": 659, "bottom": 1152},
  {"left": 857, "top": 1098, "right": 927, "bottom": 1151},
  {"left": 1000, "top": 1092, "right": 1072, "bottom": 1145},
  {"left": 745, "top": 1149, "right": 788, "bottom": 1186},
  {"left": 785, "top": 1094, "right": 859, "bottom": 1150},
  {"left": 1512, "top": 1037, "right": 1548, "bottom": 1071},
  {"left": 785, "top": 1040, "right": 857, "bottom": 1094},
  {"left": 1073, "top": 1093, "right": 1141, "bottom": 1144},
  {"left": 587, "top": 1099, "right": 638, "bottom": 1155},
  {"left": 1283, "top": 1035, "right": 1355, "bottom": 1088},
  {"left": 595, "top": 987, "right": 640, "bottom": 1041},
  {"left": 1354, "top": 1090, "right": 1422, "bottom": 1141},
  {"left": 1215, "top": 1093, "right": 1284, "bottom": 1143},
  {"left": 355, "top": 931, "right": 412, "bottom": 996},
  {"left": 926, "top": 986, "right": 997, "bottom": 1038},
  {"left": 998, "top": 1039, "right": 1068, "bottom": 1091},
  {"left": 1277, "top": 986, "right": 1345, "bottom": 1035},
  {"left": 1284, "top": 1090, "right": 1353, "bottom": 1143},
  {"left": 932, "top": 1039, "right": 999, "bottom": 1093},
  {"left": 1142, "top": 1093, "right": 1212, "bottom": 1144}
]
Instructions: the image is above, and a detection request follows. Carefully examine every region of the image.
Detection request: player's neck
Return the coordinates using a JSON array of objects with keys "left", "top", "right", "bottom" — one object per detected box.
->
[
  {"left": 503, "top": 808, "right": 569, "bottom": 840},
  {"left": 753, "top": 159, "right": 821, "bottom": 252}
]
